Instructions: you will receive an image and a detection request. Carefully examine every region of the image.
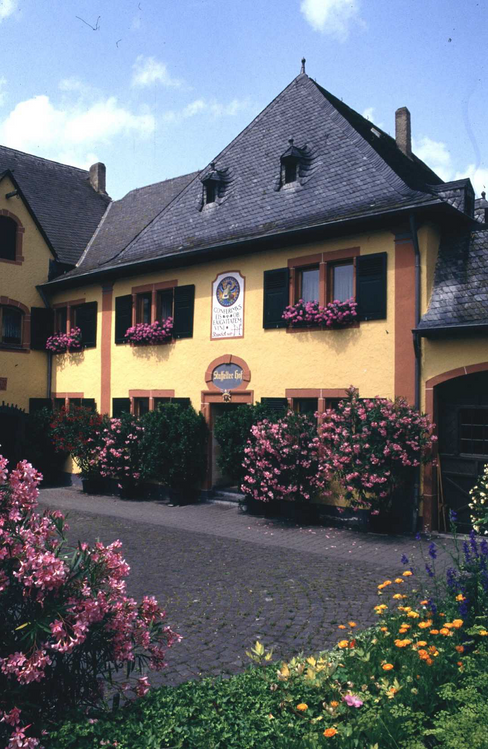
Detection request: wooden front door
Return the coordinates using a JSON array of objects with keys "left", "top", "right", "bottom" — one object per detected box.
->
[{"left": 437, "top": 372, "right": 488, "bottom": 531}]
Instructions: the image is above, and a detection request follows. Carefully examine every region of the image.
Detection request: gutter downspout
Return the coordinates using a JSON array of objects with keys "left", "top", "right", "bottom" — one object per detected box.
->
[
  {"left": 409, "top": 212, "right": 421, "bottom": 533},
  {"left": 36, "top": 285, "right": 52, "bottom": 400}
]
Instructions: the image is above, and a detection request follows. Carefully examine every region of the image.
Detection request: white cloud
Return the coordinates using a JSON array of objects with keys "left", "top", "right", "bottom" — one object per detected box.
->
[
  {"left": 0, "top": 0, "right": 17, "bottom": 21},
  {"left": 0, "top": 93, "right": 155, "bottom": 167},
  {"left": 131, "top": 56, "right": 183, "bottom": 88},
  {"left": 362, "top": 106, "right": 384, "bottom": 129},
  {"left": 163, "top": 97, "right": 251, "bottom": 124},
  {"left": 414, "top": 135, "right": 487, "bottom": 196},
  {"left": 300, "top": 0, "right": 362, "bottom": 40},
  {"left": 414, "top": 136, "right": 452, "bottom": 181}
]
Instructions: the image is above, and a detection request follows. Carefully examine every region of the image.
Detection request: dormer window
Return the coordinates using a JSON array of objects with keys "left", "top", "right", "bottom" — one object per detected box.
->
[
  {"left": 205, "top": 181, "right": 217, "bottom": 205},
  {"left": 280, "top": 138, "right": 304, "bottom": 187}
]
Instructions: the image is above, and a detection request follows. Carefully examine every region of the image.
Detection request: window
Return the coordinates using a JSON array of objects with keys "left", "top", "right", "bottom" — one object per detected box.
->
[
  {"left": 0, "top": 216, "right": 17, "bottom": 261},
  {"left": 136, "top": 292, "right": 152, "bottom": 324},
  {"left": 297, "top": 267, "right": 319, "bottom": 302},
  {"left": 154, "top": 397, "right": 171, "bottom": 410},
  {"left": 0, "top": 306, "right": 22, "bottom": 345},
  {"left": 157, "top": 289, "right": 173, "bottom": 321},
  {"left": 134, "top": 397, "right": 150, "bottom": 417},
  {"left": 205, "top": 181, "right": 217, "bottom": 205},
  {"left": 330, "top": 262, "right": 354, "bottom": 302},
  {"left": 55, "top": 306, "right": 68, "bottom": 333},
  {"left": 459, "top": 409, "right": 488, "bottom": 456},
  {"left": 284, "top": 160, "right": 298, "bottom": 184},
  {"left": 293, "top": 398, "right": 318, "bottom": 415}
]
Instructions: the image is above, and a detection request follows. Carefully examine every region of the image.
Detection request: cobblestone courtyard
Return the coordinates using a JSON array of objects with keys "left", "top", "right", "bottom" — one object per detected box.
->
[{"left": 39, "top": 488, "right": 438, "bottom": 685}]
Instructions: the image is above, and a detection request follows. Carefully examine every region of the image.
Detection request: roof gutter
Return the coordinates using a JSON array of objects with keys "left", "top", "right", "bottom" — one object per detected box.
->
[
  {"left": 40, "top": 198, "right": 450, "bottom": 292},
  {"left": 415, "top": 322, "right": 488, "bottom": 338}
]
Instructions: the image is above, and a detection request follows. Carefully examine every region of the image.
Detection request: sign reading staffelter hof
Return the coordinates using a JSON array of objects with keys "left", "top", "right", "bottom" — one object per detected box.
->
[{"left": 211, "top": 271, "right": 245, "bottom": 339}]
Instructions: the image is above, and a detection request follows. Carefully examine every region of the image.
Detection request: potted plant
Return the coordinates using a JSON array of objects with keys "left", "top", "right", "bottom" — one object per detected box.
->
[
  {"left": 50, "top": 405, "right": 109, "bottom": 493},
  {"left": 124, "top": 318, "right": 173, "bottom": 345},
  {"left": 45, "top": 327, "right": 82, "bottom": 353},
  {"left": 282, "top": 298, "right": 357, "bottom": 329},
  {"left": 140, "top": 404, "right": 208, "bottom": 504},
  {"left": 99, "top": 413, "right": 145, "bottom": 498}
]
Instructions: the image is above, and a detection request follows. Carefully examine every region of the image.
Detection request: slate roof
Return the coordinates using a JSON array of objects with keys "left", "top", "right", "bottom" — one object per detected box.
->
[
  {"left": 418, "top": 227, "right": 488, "bottom": 331},
  {"left": 79, "top": 172, "right": 198, "bottom": 270},
  {"left": 0, "top": 145, "right": 110, "bottom": 265},
  {"left": 51, "top": 71, "right": 472, "bottom": 285}
]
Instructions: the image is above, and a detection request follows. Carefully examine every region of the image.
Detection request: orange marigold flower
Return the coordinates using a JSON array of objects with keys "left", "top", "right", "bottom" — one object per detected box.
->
[
  {"left": 430, "top": 629, "right": 439, "bottom": 635},
  {"left": 426, "top": 658, "right": 433, "bottom": 666},
  {"left": 348, "top": 621, "right": 357, "bottom": 628},
  {"left": 338, "top": 640, "right": 349, "bottom": 649},
  {"left": 324, "top": 727, "right": 338, "bottom": 737},
  {"left": 455, "top": 645, "right": 464, "bottom": 653},
  {"left": 338, "top": 625, "right": 346, "bottom": 629},
  {"left": 418, "top": 620, "right": 433, "bottom": 629},
  {"left": 330, "top": 701, "right": 340, "bottom": 708},
  {"left": 403, "top": 571, "right": 413, "bottom": 577},
  {"left": 378, "top": 580, "right": 392, "bottom": 590},
  {"left": 399, "top": 628, "right": 409, "bottom": 634},
  {"left": 394, "top": 638, "right": 412, "bottom": 648},
  {"left": 457, "top": 661, "right": 463, "bottom": 668},
  {"left": 420, "top": 600, "right": 429, "bottom": 605},
  {"left": 393, "top": 593, "right": 406, "bottom": 600},
  {"left": 394, "top": 578, "right": 404, "bottom": 584},
  {"left": 480, "top": 630, "right": 488, "bottom": 636},
  {"left": 382, "top": 663, "right": 394, "bottom": 671},
  {"left": 417, "top": 641, "right": 427, "bottom": 647},
  {"left": 439, "top": 628, "right": 451, "bottom": 636},
  {"left": 452, "top": 619, "right": 464, "bottom": 629},
  {"left": 456, "top": 594, "right": 466, "bottom": 602},
  {"left": 407, "top": 611, "right": 420, "bottom": 619},
  {"left": 297, "top": 703, "right": 308, "bottom": 712},
  {"left": 380, "top": 627, "right": 389, "bottom": 632}
]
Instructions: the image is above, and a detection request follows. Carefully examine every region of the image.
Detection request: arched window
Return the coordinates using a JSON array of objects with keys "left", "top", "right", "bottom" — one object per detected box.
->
[
  {"left": 0, "top": 305, "right": 23, "bottom": 345},
  {"left": 0, "top": 216, "right": 17, "bottom": 261}
]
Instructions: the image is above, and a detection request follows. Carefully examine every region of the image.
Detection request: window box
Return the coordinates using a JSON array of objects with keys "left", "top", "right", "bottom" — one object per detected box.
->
[
  {"left": 45, "top": 327, "right": 82, "bottom": 353},
  {"left": 282, "top": 298, "right": 357, "bottom": 328},
  {"left": 124, "top": 318, "right": 174, "bottom": 345}
]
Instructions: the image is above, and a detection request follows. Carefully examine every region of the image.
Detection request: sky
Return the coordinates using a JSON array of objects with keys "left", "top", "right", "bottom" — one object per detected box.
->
[{"left": 0, "top": 0, "right": 486, "bottom": 199}]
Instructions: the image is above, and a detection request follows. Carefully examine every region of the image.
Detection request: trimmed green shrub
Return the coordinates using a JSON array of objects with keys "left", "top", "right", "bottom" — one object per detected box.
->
[
  {"left": 23, "top": 407, "right": 67, "bottom": 485},
  {"left": 213, "top": 402, "right": 287, "bottom": 486},
  {"left": 141, "top": 404, "right": 208, "bottom": 498}
]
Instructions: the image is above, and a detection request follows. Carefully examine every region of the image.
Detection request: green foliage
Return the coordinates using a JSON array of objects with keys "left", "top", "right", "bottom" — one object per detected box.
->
[
  {"left": 469, "top": 462, "right": 488, "bottom": 535},
  {"left": 50, "top": 405, "right": 109, "bottom": 479},
  {"left": 213, "top": 402, "right": 287, "bottom": 486},
  {"left": 23, "top": 407, "right": 67, "bottom": 484},
  {"left": 140, "top": 404, "right": 208, "bottom": 496}
]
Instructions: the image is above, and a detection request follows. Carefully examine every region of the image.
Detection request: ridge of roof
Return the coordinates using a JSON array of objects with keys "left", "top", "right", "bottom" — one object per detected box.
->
[{"left": 0, "top": 143, "right": 90, "bottom": 174}]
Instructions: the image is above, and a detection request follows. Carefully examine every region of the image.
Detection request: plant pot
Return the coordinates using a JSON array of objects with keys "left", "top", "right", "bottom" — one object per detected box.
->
[
  {"left": 117, "top": 482, "right": 142, "bottom": 500},
  {"left": 82, "top": 477, "right": 106, "bottom": 495}
]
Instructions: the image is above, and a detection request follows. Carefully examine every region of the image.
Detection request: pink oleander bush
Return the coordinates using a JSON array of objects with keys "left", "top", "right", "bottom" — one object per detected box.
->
[
  {"left": 319, "top": 387, "right": 436, "bottom": 513},
  {"left": 98, "top": 413, "right": 145, "bottom": 488},
  {"left": 282, "top": 298, "right": 357, "bottom": 328},
  {"left": 124, "top": 318, "right": 173, "bottom": 345},
  {"left": 241, "top": 411, "right": 328, "bottom": 503},
  {"left": 0, "top": 454, "right": 179, "bottom": 748},
  {"left": 45, "top": 328, "right": 82, "bottom": 354}
]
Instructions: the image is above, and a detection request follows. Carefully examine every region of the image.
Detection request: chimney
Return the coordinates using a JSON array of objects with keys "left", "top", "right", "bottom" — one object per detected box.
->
[
  {"left": 395, "top": 107, "right": 412, "bottom": 159},
  {"left": 89, "top": 162, "right": 106, "bottom": 194}
]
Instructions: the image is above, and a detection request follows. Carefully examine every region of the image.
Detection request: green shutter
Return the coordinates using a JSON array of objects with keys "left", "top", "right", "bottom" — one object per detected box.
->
[
  {"left": 112, "top": 398, "right": 131, "bottom": 418},
  {"left": 356, "top": 253, "right": 387, "bottom": 321},
  {"left": 81, "top": 398, "right": 96, "bottom": 411},
  {"left": 263, "top": 268, "right": 289, "bottom": 328},
  {"left": 29, "top": 398, "right": 53, "bottom": 413},
  {"left": 30, "top": 307, "right": 54, "bottom": 350},
  {"left": 75, "top": 302, "right": 98, "bottom": 347},
  {"left": 173, "top": 285, "right": 195, "bottom": 339},
  {"left": 172, "top": 397, "right": 191, "bottom": 408},
  {"left": 115, "top": 295, "right": 133, "bottom": 344},
  {"left": 260, "top": 397, "right": 289, "bottom": 413}
]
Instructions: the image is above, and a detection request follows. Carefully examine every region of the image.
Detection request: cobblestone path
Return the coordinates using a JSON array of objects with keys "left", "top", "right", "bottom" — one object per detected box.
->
[{"left": 39, "top": 487, "right": 446, "bottom": 685}]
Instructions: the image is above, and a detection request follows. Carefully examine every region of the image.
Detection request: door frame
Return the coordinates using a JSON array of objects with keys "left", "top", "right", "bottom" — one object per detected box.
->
[
  {"left": 424, "top": 362, "right": 488, "bottom": 531},
  {"left": 201, "top": 389, "right": 254, "bottom": 491}
]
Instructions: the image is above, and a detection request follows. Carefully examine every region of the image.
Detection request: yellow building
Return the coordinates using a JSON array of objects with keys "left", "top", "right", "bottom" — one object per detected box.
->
[{"left": 2, "top": 67, "right": 488, "bottom": 531}]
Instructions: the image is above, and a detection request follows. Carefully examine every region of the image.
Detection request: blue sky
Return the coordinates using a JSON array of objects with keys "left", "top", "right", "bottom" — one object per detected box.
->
[{"left": 0, "top": 0, "right": 486, "bottom": 198}]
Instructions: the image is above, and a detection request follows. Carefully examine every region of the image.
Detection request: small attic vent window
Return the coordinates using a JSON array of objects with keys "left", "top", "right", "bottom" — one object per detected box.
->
[
  {"left": 205, "top": 181, "right": 217, "bottom": 204},
  {"left": 280, "top": 138, "right": 305, "bottom": 188},
  {"left": 371, "top": 127, "right": 381, "bottom": 138},
  {"left": 284, "top": 160, "right": 298, "bottom": 184}
]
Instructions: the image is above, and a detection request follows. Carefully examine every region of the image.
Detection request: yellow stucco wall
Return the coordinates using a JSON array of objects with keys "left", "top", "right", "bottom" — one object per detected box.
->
[
  {"left": 0, "top": 177, "right": 52, "bottom": 411},
  {"left": 103, "top": 229, "right": 398, "bottom": 408},
  {"left": 50, "top": 285, "right": 102, "bottom": 404}
]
